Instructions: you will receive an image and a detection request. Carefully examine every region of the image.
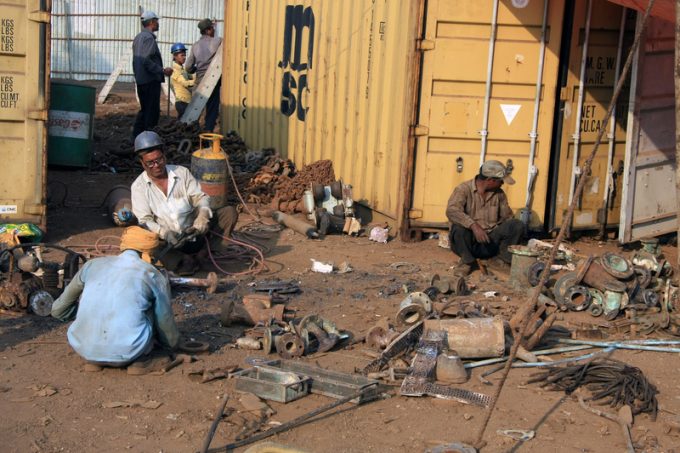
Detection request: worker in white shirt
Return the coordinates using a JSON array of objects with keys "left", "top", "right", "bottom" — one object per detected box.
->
[{"left": 130, "top": 131, "right": 238, "bottom": 275}]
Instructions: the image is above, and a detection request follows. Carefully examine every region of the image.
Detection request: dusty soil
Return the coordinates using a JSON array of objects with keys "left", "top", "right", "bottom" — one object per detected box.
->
[{"left": 2, "top": 83, "right": 680, "bottom": 453}]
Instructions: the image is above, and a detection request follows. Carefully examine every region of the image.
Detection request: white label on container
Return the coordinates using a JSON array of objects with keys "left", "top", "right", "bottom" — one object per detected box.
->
[
  {"left": 500, "top": 104, "right": 522, "bottom": 125},
  {"left": 48, "top": 110, "right": 91, "bottom": 140},
  {"left": 0, "top": 205, "right": 17, "bottom": 214}
]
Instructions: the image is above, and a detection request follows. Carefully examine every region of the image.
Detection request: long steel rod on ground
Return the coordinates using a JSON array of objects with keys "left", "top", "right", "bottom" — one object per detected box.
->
[
  {"left": 200, "top": 394, "right": 229, "bottom": 453},
  {"left": 473, "top": 1, "right": 657, "bottom": 448},
  {"left": 208, "top": 391, "right": 363, "bottom": 452}
]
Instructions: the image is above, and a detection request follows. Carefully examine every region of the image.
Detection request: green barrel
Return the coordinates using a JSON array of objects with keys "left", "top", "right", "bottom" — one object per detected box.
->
[{"left": 47, "top": 80, "right": 96, "bottom": 167}]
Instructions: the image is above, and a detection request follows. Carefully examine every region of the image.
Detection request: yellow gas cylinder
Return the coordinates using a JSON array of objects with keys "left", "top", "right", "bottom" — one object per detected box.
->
[{"left": 191, "top": 133, "right": 228, "bottom": 209}]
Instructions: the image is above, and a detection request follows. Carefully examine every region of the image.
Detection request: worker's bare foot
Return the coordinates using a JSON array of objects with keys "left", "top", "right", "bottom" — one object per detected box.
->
[
  {"left": 453, "top": 262, "right": 473, "bottom": 277},
  {"left": 127, "top": 353, "right": 171, "bottom": 376}
]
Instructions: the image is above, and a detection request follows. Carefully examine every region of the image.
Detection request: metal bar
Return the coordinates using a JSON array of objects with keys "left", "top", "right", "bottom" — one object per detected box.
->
[
  {"left": 200, "top": 394, "right": 229, "bottom": 453},
  {"left": 207, "top": 391, "right": 364, "bottom": 452},
  {"left": 479, "top": 0, "right": 500, "bottom": 165},
  {"left": 599, "top": 7, "right": 628, "bottom": 239},
  {"left": 64, "top": 0, "right": 73, "bottom": 79},
  {"left": 522, "top": 0, "right": 550, "bottom": 225},
  {"left": 50, "top": 12, "right": 224, "bottom": 21},
  {"left": 568, "top": 0, "right": 593, "bottom": 205},
  {"left": 464, "top": 344, "right": 594, "bottom": 369}
]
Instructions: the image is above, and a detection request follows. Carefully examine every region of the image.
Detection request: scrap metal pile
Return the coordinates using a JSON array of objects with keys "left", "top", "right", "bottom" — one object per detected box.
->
[
  {"left": 518, "top": 238, "right": 679, "bottom": 337},
  {"left": 529, "top": 359, "right": 659, "bottom": 419},
  {"left": 0, "top": 243, "right": 86, "bottom": 316}
]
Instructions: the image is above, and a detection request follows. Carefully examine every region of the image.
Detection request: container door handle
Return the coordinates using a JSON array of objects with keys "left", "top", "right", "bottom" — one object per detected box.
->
[
  {"left": 29, "top": 11, "right": 51, "bottom": 24},
  {"left": 28, "top": 110, "right": 48, "bottom": 121}
]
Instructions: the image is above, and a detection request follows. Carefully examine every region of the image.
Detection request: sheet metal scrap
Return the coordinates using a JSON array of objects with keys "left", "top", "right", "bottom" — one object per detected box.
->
[
  {"left": 528, "top": 359, "right": 658, "bottom": 420},
  {"left": 399, "top": 331, "right": 493, "bottom": 408},
  {"left": 362, "top": 321, "right": 424, "bottom": 374}
]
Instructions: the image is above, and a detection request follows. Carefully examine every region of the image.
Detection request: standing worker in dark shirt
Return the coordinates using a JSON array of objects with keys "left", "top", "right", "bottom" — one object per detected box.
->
[
  {"left": 185, "top": 18, "right": 222, "bottom": 132},
  {"left": 132, "top": 11, "right": 173, "bottom": 139},
  {"left": 446, "top": 160, "right": 526, "bottom": 276}
]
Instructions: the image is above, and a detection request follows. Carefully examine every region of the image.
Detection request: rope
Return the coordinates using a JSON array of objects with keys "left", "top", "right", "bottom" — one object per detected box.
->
[{"left": 473, "top": 1, "right": 657, "bottom": 447}]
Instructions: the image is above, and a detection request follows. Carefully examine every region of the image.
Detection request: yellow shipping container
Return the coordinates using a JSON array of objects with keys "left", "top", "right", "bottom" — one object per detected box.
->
[
  {"left": 221, "top": 0, "right": 631, "bottom": 236},
  {"left": 222, "top": 0, "right": 422, "bottom": 227},
  {"left": 0, "top": 1, "right": 50, "bottom": 229}
]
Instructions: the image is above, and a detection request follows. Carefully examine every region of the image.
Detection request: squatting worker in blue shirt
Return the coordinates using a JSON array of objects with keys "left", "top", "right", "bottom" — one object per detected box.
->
[
  {"left": 132, "top": 10, "right": 173, "bottom": 140},
  {"left": 51, "top": 227, "right": 180, "bottom": 374}
]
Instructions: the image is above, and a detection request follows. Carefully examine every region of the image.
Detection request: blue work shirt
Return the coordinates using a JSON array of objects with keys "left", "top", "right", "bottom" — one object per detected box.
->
[
  {"left": 132, "top": 29, "right": 165, "bottom": 85},
  {"left": 51, "top": 250, "right": 179, "bottom": 365}
]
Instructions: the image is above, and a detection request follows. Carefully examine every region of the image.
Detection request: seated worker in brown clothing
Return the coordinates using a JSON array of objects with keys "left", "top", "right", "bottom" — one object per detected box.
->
[{"left": 445, "top": 160, "right": 525, "bottom": 276}]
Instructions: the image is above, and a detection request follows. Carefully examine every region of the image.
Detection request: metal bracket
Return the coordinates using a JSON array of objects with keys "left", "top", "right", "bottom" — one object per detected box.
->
[
  {"left": 412, "top": 125, "right": 429, "bottom": 136},
  {"left": 28, "top": 10, "right": 51, "bottom": 24},
  {"left": 417, "top": 39, "right": 435, "bottom": 51},
  {"left": 27, "top": 110, "right": 48, "bottom": 121}
]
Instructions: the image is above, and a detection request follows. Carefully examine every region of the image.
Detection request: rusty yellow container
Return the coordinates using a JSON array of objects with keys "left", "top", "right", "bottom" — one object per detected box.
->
[
  {"left": 221, "top": 0, "right": 632, "bottom": 236},
  {"left": 0, "top": 2, "right": 50, "bottom": 229},
  {"left": 222, "top": 0, "right": 422, "bottom": 229},
  {"left": 191, "top": 133, "right": 228, "bottom": 209}
]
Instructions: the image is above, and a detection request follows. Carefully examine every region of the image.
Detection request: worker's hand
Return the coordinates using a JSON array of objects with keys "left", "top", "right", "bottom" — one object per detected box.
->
[
  {"left": 471, "top": 223, "right": 490, "bottom": 244},
  {"left": 192, "top": 208, "right": 211, "bottom": 235},
  {"left": 160, "top": 228, "right": 179, "bottom": 246},
  {"left": 163, "top": 67, "right": 173, "bottom": 77}
]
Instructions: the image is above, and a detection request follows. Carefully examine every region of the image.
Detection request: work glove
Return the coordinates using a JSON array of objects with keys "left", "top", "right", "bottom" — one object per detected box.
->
[
  {"left": 160, "top": 228, "right": 179, "bottom": 246},
  {"left": 192, "top": 207, "right": 211, "bottom": 235}
]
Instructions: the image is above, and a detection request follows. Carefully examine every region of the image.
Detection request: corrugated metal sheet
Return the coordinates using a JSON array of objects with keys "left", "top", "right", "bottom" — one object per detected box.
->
[
  {"left": 222, "top": 0, "right": 421, "bottom": 223},
  {"left": 50, "top": 0, "right": 224, "bottom": 82},
  {"left": 0, "top": 0, "right": 50, "bottom": 228},
  {"left": 619, "top": 16, "right": 676, "bottom": 242}
]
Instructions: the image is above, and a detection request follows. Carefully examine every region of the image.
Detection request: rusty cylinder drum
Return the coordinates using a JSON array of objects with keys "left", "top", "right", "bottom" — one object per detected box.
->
[
  {"left": 191, "top": 133, "right": 228, "bottom": 210},
  {"left": 424, "top": 318, "right": 505, "bottom": 359}
]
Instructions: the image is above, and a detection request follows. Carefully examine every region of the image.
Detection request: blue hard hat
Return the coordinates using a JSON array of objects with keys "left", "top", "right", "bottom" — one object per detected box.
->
[{"left": 171, "top": 43, "right": 187, "bottom": 54}]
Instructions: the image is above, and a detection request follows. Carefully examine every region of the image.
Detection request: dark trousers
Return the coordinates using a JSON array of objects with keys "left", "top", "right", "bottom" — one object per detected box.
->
[
  {"left": 133, "top": 82, "right": 161, "bottom": 139},
  {"left": 449, "top": 218, "right": 525, "bottom": 265},
  {"left": 175, "top": 101, "right": 188, "bottom": 118},
  {"left": 204, "top": 78, "right": 221, "bottom": 132}
]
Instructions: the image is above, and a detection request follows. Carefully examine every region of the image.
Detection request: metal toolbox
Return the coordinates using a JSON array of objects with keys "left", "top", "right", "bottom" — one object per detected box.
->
[
  {"left": 257, "top": 359, "right": 380, "bottom": 404},
  {"left": 233, "top": 366, "right": 310, "bottom": 403}
]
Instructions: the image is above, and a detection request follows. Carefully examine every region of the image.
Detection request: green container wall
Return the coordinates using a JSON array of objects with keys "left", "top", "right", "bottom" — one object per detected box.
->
[{"left": 47, "top": 80, "right": 95, "bottom": 167}]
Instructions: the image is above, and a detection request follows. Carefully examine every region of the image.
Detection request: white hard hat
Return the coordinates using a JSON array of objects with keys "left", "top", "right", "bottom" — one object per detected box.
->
[{"left": 141, "top": 11, "right": 159, "bottom": 22}]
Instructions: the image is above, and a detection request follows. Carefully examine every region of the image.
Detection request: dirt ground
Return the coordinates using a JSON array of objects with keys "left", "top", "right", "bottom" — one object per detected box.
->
[{"left": 2, "top": 83, "right": 680, "bottom": 453}]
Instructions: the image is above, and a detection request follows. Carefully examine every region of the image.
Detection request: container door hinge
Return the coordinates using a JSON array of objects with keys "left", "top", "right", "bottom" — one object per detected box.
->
[
  {"left": 417, "top": 39, "right": 435, "bottom": 51},
  {"left": 23, "top": 204, "right": 45, "bottom": 215},
  {"left": 28, "top": 110, "right": 48, "bottom": 121},
  {"left": 29, "top": 10, "right": 51, "bottom": 24},
  {"left": 408, "top": 209, "right": 423, "bottom": 219},
  {"left": 412, "top": 125, "right": 429, "bottom": 136}
]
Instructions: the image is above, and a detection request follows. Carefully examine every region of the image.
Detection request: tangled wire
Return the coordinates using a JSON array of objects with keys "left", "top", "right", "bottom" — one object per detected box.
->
[{"left": 528, "top": 359, "right": 658, "bottom": 419}]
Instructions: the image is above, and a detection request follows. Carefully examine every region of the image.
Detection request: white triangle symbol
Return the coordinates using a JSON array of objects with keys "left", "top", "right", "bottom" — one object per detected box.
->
[{"left": 500, "top": 104, "right": 522, "bottom": 125}]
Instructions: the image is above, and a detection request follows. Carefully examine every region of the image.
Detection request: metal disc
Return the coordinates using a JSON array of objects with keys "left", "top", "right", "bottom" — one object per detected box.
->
[
  {"left": 600, "top": 252, "right": 634, "bottom": 279},
  {"left": 28, "top": 290, "right": 53, "bottom": 317}
]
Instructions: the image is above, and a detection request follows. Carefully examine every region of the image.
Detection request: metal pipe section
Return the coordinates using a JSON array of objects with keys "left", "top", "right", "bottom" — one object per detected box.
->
[
  {"left": 599, "top": 8, "right": 627, "bottom": 237},
  {"left": 464, "top": 344, "right": 594, "bottom": 369},
  {"left": 567, "top": 0, "right": 593, "bottom": 205},
  {"left": 521, "top": 0, "right": 550, "bottom": 225},
  {"left": 479, "top": 0, "right": 500, "bottom": 165}
]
